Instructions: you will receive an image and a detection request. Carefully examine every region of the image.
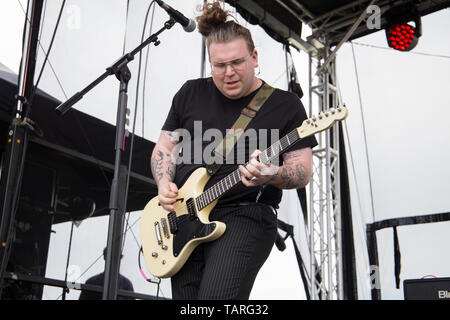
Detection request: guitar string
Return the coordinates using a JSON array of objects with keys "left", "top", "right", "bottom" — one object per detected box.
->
[
  {"left": 195, "top": 106, "right": 344, "bottom": 208},
  {"left": 196, "top": 129, "right": 299, "bottom": 210}
]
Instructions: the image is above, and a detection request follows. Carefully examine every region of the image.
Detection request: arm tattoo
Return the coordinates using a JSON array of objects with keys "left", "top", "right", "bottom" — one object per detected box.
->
[
  {"left": 272, "top": 148, "right": 311, "bottom": 189},
  {"left": 163, "top": 131, "right": 181, "bottom": 146},
  {"left": 150, "top": 130, "right": 180, "bottom": 185},
  {"left": 151, "top": 150, "right": 176, "bottom": 184},
  {"left": 279, "top": 163, "right": 308, "bottom": 189}
]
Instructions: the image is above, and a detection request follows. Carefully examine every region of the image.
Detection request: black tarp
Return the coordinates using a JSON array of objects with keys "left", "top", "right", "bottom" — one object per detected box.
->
[{"left": 0, "top": 68, "right": 157, "bottom": 224}]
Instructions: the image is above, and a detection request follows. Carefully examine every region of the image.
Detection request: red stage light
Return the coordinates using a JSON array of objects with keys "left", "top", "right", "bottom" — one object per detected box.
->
[{"left": 386, "top": 22, "right": 420, "bottom": 52}]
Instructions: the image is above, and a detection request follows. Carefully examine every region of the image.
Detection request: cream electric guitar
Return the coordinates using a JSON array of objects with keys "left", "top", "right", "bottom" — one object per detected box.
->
[{"left": 140, "top": 106, "right": 348, "bottom": 278}]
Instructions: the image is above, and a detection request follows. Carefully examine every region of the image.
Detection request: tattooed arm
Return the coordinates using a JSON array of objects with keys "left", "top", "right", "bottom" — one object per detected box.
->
[
  {"left": 151, "top": 130, "right": 179, "bottom": 184},
  {"left": 271, "top": 148, "right": 312, "bottom": 189},
  {"left": 151, "top": 130, "right": 180, "bottom": 211},
  {"left": 239, "top": 147, "right": 312, "bottom": 189}
]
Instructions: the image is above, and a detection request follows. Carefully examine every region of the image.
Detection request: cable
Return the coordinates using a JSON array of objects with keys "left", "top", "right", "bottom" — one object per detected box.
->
[
  {"left": 351, "top": 41, "right": 450, "bottom": 59},
  {"left": 33, "top": 0, "right": 65, "bottom": 89},
  {"left": 332, "top": 72, "right": 365, "bottom": 228},
  {"left": 142, "top": 3, "right": 157, "bottom": 138},
  {"left": 117, "top": 1, "right": 159, "bottom": 284},
  {"left": 27, "top": 0, "right": 66, "bottom": 117},
  {"left": 123, "top": 0, "right": 157, "bottom": 221},
  {"left": 121, "top": 0, "right": 130, "bottom": 56},
  {"left": 121, "top": 0, "right": 157, "bottom": 255},
  {"left": 16, "top": 0, "right": 68, "bottom": 99},
  {"left": 55, "top": 214, "right": 142, "bottom": 300},
  {"left": 119, "top": 0, "right": 132, "bottom": 258},
  {"left": 350, "top": 41, "right": 376, "bottom": 223},
  {"left": 334, "top": 69, "right": 372, "bottom": 295},
  {"left": 37, "top": 0, "right": 47, "bottom": 44},
  {"left": 61, "top": 222, "right": 75, "bottom": 300},
  {"left": 121, "top": 0, "right": 156, "bottom": 278},
  {"left": 123, "top": 213, "right": 141, "bottom": 252},
  {"left": 138, "top": 246, "right": 162, "bottom": 299}
]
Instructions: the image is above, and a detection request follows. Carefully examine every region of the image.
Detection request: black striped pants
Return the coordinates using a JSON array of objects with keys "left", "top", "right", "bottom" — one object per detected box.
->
[{"left": 171, "top": 203, "right": 277, "bottom": 300}]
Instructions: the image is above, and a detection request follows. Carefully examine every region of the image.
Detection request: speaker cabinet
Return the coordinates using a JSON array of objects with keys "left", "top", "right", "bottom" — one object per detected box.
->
[{"left": 404, "top": 277, "right": 450, "bottom": 300}]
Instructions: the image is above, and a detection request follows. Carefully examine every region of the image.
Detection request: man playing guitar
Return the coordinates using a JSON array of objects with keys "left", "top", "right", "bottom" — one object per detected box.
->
[{"left": 150, "top": 1, "right": 317, "bottom": 299}]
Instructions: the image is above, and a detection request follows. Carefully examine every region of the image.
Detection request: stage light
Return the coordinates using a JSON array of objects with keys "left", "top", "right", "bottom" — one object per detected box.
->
[
  {"left": 384, "top": 4, "right": 422, "bottom": 52},
  {"left": 386, "top": 22, "right": 420, "bottom": 51}
]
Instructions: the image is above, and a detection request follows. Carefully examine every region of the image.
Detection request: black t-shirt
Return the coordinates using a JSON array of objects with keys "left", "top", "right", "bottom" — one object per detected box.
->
[{"left": 161, "top": 77, "right": 318, "bottom": 208}]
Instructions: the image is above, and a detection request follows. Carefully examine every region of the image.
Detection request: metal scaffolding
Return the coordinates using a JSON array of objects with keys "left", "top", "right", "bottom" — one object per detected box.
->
[{"left": 307, "top": 45, "right": 344, "bottom": 300}]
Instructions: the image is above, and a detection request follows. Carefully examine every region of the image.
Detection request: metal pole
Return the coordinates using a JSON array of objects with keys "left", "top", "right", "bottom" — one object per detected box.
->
[
  {"left": 102, "top": 71, "right": 131, "bottom": 300},
  {"left": 62, "top": 222, "right": 75, "bottom": 300},
  {"left": 0, "top": 0, "right": 44, "bottom": 298},
  {"left": 308, "top": 51, "right": 316, "bottom": 300},
  {"left": 200, "top": 38, "right": 206, "bottom": 78},
  {"left": 200, "top": 0, "right": 207, "bottom": 78}
]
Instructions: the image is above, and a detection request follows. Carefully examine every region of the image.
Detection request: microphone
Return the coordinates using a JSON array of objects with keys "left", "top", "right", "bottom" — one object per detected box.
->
[{"left": 155, "top": 0, "right": 196, "bottom": 33}]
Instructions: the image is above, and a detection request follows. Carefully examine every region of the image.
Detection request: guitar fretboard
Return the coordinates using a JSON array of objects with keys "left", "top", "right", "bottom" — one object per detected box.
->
[{"left": 195, "top": 128, "right": 300, "bottom": 210}]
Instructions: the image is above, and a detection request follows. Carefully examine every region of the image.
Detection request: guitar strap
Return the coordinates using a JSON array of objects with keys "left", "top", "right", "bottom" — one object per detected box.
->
[{"left": 206, "top": 82, "right": 275, "bottom": 176}]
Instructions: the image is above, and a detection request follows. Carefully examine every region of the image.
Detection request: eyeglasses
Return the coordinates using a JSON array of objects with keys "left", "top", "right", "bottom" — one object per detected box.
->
[{"left": 210, "top": 54, "right": 252, "bottom": 75}]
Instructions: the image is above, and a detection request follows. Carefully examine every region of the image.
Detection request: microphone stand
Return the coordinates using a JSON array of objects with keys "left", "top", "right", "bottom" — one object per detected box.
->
[{"left": 55, "top": 18, "right": 176, "bottom": 300}]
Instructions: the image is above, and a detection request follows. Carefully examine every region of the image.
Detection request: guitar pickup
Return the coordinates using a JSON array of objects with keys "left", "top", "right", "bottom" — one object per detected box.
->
[
  {"left": 160, "top": 218, "right": 170, "bottom": 239},
  {"left": 168, "top": 212, "right": 178, "bottom": 234}
]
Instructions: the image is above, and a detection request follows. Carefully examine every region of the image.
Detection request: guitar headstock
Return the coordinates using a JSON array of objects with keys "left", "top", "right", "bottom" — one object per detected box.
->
[{"left": 297, "top": 106, "right": 348, "bottom": 139}]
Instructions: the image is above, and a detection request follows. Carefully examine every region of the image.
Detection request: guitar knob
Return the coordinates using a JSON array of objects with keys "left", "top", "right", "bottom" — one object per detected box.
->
[
  {"left": 162, "top": 245, "right": 168, "bottom": 250},
  {"left": 152, "top": 252, "right": 158, "bottom": 258}
]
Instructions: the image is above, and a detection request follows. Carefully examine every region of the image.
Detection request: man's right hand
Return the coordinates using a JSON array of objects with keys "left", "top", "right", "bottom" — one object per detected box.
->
[{"left": 157, "top": 179, "right": 179, "bottom": 212}]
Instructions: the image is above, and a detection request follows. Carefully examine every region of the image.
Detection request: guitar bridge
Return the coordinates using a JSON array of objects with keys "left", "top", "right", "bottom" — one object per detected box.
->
[{"left": 154, "top": 221, "right": 162, "bottom": 245}]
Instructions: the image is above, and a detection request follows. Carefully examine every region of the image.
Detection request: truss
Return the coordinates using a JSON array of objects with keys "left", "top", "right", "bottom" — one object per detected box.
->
[{"left": 307, "top": 45, "right": 344, "bottom": 300}]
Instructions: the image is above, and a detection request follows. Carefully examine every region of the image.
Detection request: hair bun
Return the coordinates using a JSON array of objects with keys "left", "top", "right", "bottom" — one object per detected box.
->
[{"left": 196, "top": 1, "right": 229, "bottom": 37}]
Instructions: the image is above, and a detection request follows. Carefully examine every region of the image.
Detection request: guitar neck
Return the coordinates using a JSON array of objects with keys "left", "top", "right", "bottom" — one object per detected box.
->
[
  {"left": 194, "top": 106, "right": 348, "bottom": 211},
  {"left": 195, "top": 129, "right": 300, "bottom": 210}
]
